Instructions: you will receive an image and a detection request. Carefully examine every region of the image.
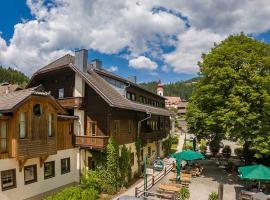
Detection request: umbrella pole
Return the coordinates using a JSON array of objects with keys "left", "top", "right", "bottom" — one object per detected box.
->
[{"left": 258, "top": 181, "right": 261, "bottom": 191}]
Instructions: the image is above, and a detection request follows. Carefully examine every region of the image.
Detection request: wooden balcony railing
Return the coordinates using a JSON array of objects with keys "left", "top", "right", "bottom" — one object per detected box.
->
[
  {"left": 57, "top": 97, "right": 84, "bottom": 109},
  {"left": 141, "top": 131, "right": 168, "bottom": 144},
  {"left": 74, "top": 135, "right": 109, "bottom": 150}
]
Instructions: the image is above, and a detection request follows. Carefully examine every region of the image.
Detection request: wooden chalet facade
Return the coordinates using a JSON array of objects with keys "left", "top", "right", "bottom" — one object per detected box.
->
[
  {"left": 28, "top": 49, "right": 170, "bottom": 173},
  {"left": 0, "top": 87, "right": 79, "bottom": 200}
]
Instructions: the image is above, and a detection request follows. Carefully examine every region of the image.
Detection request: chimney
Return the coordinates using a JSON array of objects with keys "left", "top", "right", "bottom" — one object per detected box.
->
[
  {"left": 75, "top": 49, "right": 88, "bottom": 72},
  {"left": 92, "top": 59, "right": 102, "bottom": 70},
  {"left": 128, "top": 76, "right": 137, "bottom": 84}
]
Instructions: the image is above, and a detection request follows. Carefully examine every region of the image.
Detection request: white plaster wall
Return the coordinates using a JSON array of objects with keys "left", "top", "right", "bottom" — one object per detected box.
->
[
  {"left": 74, "top": 109, "right": 84, "bottom": 136},
  {"left": 0, "top": 148, "right": 79, "bottom": 200},
  {"left": 74, "top": 73, "right": 84, "bottom": 97}
]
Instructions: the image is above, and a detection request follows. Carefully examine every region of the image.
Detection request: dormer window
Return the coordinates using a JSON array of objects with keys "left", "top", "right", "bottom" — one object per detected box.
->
[
  {"left": 58, "top": 88, "right": 64, "bottom": 98},
  {"left": 33, "top": 104, "right": 41, "bottom": 116}
]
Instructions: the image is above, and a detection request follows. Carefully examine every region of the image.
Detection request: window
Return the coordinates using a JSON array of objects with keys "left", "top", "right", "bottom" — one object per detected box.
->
[
  {"left": 19, "top": 112, "right": 26, "bottom": 139},
  {"left": 130, "top": 152, "right": 134, "bottom": 166},
  {"left": 113, "top": 120, "right": 120, "bottom": 136},
  {"left": 24, "top": 165, "right": 37, "bottom": 185},
  {"left": 126, "top": 92, "right": 136, "bottom": 101},
  {"left": 33, "top": 104, "right": 41, "bottom": 116},
  {"left": 61, "top": 158, "right": 70, "bottom": 174},
  {"left": 147, "top": 147, "right": 151, "bottom": 158},
  {"left": 128, "top": 120, "right": 132, "bottom": 134},
  {"left": 44, "top": 161, "right": 55, "bottom": 179},
  {"left": 140, "top": 96, "right": 147, "bottom": 104},
  {"left": 88, "top": 121, "right": 97, "bottom": 136},
  {"left": 0, "top": 122, "right": 7, "bottom": 152},
  {"left": 88, "top": 157, "right": 95, "bottom": 170},
  {"left": 69, "top": 122, "right": 74, "bottom": 134},
  {"left": 58, "top": 88, "right": 64, "bottom": 98},
  {"left": 48, "top": 114, "right": 54, "bottom": 137},
  {"left": 1, "top": 169, "right": 16, "bottom": 191}
]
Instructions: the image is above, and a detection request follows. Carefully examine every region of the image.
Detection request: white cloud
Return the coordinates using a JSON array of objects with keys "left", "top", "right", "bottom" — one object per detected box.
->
[
  {"left": 107, "top": 66, "right": 118, "bottom": 72},
  {"left": 0, "top": 0, "right": 270, "bottom": 75},
  {"left": 129, "top": 56, "right": 157, "bottom": 71},
  {"left": 164, "top": 28, "right": 226, "bottom": 73}
]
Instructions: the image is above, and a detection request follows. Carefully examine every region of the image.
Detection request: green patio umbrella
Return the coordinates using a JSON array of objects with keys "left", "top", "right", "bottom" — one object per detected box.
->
[
  {"left": 171, "top": 150, "right": 205, "bottom": 161},
  {"left": 238, "top": 164, "right": 270, "bottom": 189},
  {"left": 171, "top": 150, "right": 205, "bottom": 177}
]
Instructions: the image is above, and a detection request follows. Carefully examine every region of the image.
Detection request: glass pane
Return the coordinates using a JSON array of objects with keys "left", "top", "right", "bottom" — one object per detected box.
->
[
  {"left": 1, "top": 122, "right": 7, "bottom": 138},
  {"left": 48, "top": 114, "right": 52, "bottom": 137},
  {"left": 1, "top": 139, "right": 6, "bottom": 150},
  {"left": 2, "top": 171, "right": 14, "bottom": 188},
  {"left": 25, "top": 167, "right": 35, "bottom": 182},
  {"left": 19, "top": 113, "right": 26, "bottom": 138}
]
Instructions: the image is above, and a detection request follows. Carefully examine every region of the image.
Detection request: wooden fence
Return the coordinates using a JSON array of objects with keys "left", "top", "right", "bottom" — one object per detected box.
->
[{"left": 135, "top": 163, "right": 174, "bottom": 198}]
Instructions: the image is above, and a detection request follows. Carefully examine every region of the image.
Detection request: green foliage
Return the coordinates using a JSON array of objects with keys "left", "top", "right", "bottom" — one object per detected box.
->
[
  {"left": 222, "top": 145, "right": 232, "bottom": 158},
  {"left": 186, "top": 33, "right": 270, "bottom": 159},
  {"left": 171, "top": 135, "right": 179, "bottom": 144},
  {"left": 119, "top": 145, "right": 132, "bottom": 186},
  {"left": 0, "top": 66, "right": 29, "bottom": 86},
  {"left": 43, "top": 186, "right": 99, "bottom": 200},
  {"left": 139, "top": 78, "right": 198, "bottom": 100},
  {"left": 162, "top": 136, "right": 173, "bottom": 156},
  {"left": 234, "top": 147, "right": 243, "bottom": 159},
  {"left": 209, "top": 137, "right": 221, "bottom": 156},
  {"left": 184, "top": 141, "right": 193, "bottom": 150},
  {"left": 199, "top": 139, "right": 207, "bottom": 154},
  {"left": 179, "top": 187, "right": 190, "bottom": 200},
  {"left": 81, "top": 170, "right": 101, "bottom": 192},
  {"left": 208, "top": 192, "right": 218, "bottom": 200},
  {"left": 89, "top": 150, "right": 107, "bottom": 168},
  {"left": 105, "top": 138, "right": 121, "bottom": 194}
]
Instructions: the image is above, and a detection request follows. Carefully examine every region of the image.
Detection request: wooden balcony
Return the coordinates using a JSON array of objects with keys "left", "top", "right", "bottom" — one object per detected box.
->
[
  {"left": 57, "top": 97, "right": 84, "bottom": 109},
  {"left": 74, "top": 135, "right": 109, "bottom": 150},
  {"left": 141, "top": 131, "right": 167, "bottom": 144},
  {"left": 17, "top": 137, "right": 57, "bottom": 160}
]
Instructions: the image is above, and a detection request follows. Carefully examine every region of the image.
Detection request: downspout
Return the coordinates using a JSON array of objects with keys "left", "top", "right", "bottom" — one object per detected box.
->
[{"left": 137, "top": 111, "right": 151, "bottom": 138}]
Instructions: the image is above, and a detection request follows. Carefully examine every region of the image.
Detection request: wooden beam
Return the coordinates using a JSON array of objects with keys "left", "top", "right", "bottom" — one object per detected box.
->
[
  {"left": 18, "top": 159, "right": 27, "bottom": 172},
  {"left": 39, "top": 155, "right": 49, "bottom": 167}
]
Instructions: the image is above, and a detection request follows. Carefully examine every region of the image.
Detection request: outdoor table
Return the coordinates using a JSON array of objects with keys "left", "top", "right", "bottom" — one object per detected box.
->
[{"left": 158, "top": 184, "right": 181, "bottom": 193}]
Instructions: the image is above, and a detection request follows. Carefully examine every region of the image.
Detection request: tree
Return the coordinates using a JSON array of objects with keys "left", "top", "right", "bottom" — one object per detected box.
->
[
  {"left": 119, "top": 145, "right": 132, "bottom": 186},
  {"left": 187, "top": 33, "right": 270, "bottom": 159},
  {"left": 0, "top": 66, "right": 29, "bottom": 86},
  {"left": 106, "top": 138, "right": 121, "bottom": 194}
]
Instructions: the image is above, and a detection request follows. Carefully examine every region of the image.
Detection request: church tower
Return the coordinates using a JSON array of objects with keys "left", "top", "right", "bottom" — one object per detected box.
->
[{"left": 156, "top": 79, "right": 164, "bottom": 96}]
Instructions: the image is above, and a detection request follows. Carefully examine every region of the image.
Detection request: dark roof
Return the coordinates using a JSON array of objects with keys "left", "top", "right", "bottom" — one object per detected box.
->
[
  {"left": 33, "top": 54, "right": 166, "bottom": 100},
  {"left": 30, "top": 55, "right": 170, "bottom": 116},
  {"left": 0, "top": 86, "right": 65, "bottom": 113}
]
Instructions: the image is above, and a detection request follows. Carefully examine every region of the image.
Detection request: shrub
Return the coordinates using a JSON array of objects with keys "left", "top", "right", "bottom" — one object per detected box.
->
[
  {"left": 199, "top": 144, "right": 207, "bottom": 154},
  {"left": 171, "top": 135, "right": 179, "bottom": 144},
  {"left": 184, "top": 141, "right": 193, "bottom": 150},
  {"left": 208, "top": 192, "right": 218, "bottom": 200},
  {"left": 179, "top": 187, "right": 190, "bottom": 200},
  {"left": 209, "top": 138, "right": 220, "bottom": 156},
  {"left": 234, "top": 147, "right": 243, "bottom": 159},
  {"left": 222, "top": 145, "right": 232, "bottom": 158},
  {"left": 43, "top": 186, "right": 99, "bottom": 200},
  {"left": 162, "top": 136, "right": 173, "bottom": 156},
  {"left": 81, "top": 170, "right": 101, "bottom": 192}
]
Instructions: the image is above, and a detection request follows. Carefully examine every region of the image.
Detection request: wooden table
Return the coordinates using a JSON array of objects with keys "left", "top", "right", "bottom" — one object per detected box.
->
[{"left": 158, "top": 184, "right": 181, "bottom": 193}]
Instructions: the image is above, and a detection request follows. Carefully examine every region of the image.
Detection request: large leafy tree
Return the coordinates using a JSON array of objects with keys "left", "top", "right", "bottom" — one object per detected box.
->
[{"left": 187, "top": 33, "right": 270, "bottom": 158}]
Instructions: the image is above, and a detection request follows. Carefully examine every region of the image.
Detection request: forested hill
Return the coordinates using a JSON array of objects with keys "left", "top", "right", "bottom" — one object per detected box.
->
[
  {"left": 0, "top": 66, "right": 29, "bottom": 86},
  {"left": 139, "top": 77, "right": 200, "bottom": 100}
]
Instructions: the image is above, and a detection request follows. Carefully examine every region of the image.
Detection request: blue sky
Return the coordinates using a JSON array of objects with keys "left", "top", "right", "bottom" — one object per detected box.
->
[{"left": 0, "top": 1, "right": 270, "bottom": 83}]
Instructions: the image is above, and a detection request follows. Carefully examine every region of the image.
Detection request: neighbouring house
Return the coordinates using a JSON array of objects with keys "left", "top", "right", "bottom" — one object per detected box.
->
[
  {"left": 27, "top": 49, "right": 170, "bottom": 180},
  {"left": 0, "top": 86, "right": 78, "bottom": 200},
  {"left": 0, "top": 82, "right": 23, "bottom": 95},
  {"left": 156, "top": 80, "right": 188, "bottom": 134}
]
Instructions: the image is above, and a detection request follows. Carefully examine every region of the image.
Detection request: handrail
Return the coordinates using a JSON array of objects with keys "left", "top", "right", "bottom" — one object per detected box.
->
[{"left": 75, "top": 135, "right": 109, "bottom": 138}]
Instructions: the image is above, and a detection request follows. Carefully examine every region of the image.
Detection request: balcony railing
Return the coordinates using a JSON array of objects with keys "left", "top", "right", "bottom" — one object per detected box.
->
[
  {"left": 74, "top": 135, "right": 109, "bottom": 150},
  {"left": 57, "top": 97, "right": 84, "bottom": 109}
]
